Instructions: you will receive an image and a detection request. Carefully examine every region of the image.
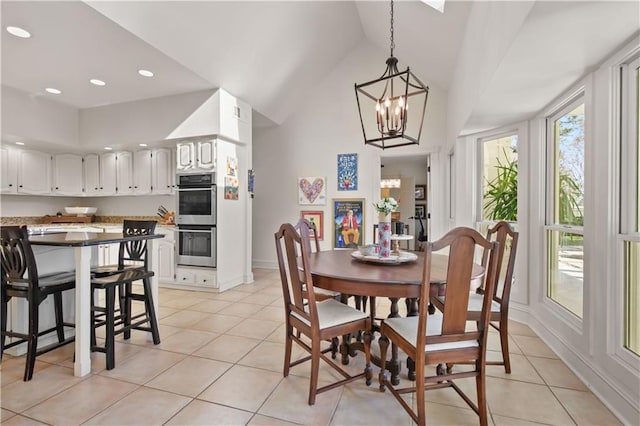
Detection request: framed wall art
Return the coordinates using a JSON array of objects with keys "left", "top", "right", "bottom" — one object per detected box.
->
[
  {"left": 332, "top": 198, "right": 364, "bottom": 249},
  {"left": 298, "top": 177, "right": 326, "bottom": 205},
  {"left": 415, "top": 203, "right": 426, "bottom": 219},
  {"left": 337, "top": 153, "right": 358, "bottom": 191},
  {"left": 300, "top": 210, "right": 324, "bottom": 240},
  {"left": 415, "top": 184, "right": 426, "bottom": 200}
]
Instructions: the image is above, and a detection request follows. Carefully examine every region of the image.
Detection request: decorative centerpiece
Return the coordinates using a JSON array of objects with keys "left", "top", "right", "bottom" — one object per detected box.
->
[{"left": 374, "top": 197, "right": 398, "bottom": 258}]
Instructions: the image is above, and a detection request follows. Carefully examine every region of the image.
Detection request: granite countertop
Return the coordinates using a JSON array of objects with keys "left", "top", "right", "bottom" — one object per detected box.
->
[{"left": 1, "top": 216, "right": 175, "bottom": 231}]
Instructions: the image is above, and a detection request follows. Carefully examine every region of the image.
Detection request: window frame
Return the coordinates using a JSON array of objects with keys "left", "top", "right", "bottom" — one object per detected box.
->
[
  {"left": 544, "top": 89, "right": 586, "bottom": 326},
  {"left": 614, "top": 54, "right": 640, "bottom": 366},
  {"left": 476, "top": 129, "right": 519, "bottom": 228}
]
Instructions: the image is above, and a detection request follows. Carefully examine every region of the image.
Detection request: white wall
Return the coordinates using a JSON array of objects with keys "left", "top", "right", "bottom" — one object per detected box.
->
[
  {"left": 79, "top": 89, "right": 219, "bottom": 147},
  {"left": 0, "top": 195, "right": 80, "bottom": 217},
  {"left": 1, "top": 86, "right": 80, "bottom": 147},
  {"left": 446, "top": 1, "right": 534, "bottom": 144},
  {"left": 252, "top": 40, "right": 448, "bottom": 267},
  {"left": 84, "top": 195, "right": 176, "bottom": 216}
]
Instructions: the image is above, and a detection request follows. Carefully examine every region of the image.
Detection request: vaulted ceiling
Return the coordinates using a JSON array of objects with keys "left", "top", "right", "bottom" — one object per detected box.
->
[{"left": 1, "top": 1, "right": 638, "bottom": 137}]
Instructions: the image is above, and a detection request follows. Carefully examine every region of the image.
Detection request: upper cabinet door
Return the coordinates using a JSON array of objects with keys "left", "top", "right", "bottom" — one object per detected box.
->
[
  {"left": 116, "top": 151, "right": 133, "bottom": 195},
  {"left": 53, "top": 154, "right": 83, "bottom": 196},
  {"left": 152, "top": 148, "right": 173, "bottom": 194},
  {"left": 1, "top": 146, "right": 18, "bottom": 194},
  {"left": 176, "top": 142, "right": 195, "bottom": 171},
  {"left": 133, "top": 150, "right": 152, "bottom": 195},
  {"left": 197, "top": 140, "right": 215, "bottom": 170},
  {"left": 17, "top": 150, "right": 51, "bottom": 194},
  {"left": 84, "top": 154, "right": 100, "bottom": 195},
  {"left": 99, "top": 152, "right": 117, "bottom": 195}
]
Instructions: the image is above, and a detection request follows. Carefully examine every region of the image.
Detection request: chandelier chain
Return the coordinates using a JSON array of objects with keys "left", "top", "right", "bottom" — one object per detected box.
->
[{"left": 390, "top": 0, "right": 395, "bottom": 56}]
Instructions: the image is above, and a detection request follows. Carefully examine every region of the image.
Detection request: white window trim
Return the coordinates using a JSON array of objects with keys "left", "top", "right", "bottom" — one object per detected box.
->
[
  {"left": 475, "top": 128, "right": 519, "bottom": 227},
  {"left": 543, "top": 87, "right": 586, "bottom": 329},
  {"left": 611, "top": 53, "right": 640, "bottom": 369}
]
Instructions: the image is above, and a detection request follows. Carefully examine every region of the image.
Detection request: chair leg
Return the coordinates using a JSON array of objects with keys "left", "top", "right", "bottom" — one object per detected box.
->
[
  {"left": 308, "top": 340, "right": 321, "bottom": 405},
  {"left": 363, "top": 330, "right": 373, "bottom": 386},
  {"left": 123, "top": 282, "right": 133, "bottom": 340},
  {"left": 283, "top": 324, "right": 293, "bottom": 377},
  {"left": 378, "top": 334, "right": 389, "bottom": 391},
  {"left": 415, "top": 351, "right": 426, "bottom": 426},
  {"left": 24, "top": 299, "right": 39, "bottom": 381},
  {"left": 142, "top": 277, "right": 160, "bottom": 344},
  {"left": 105, "top": 286, "right": 116, "bottom": 370},
  {"left": 90, "top": 289, "right": 97, "bottom": 348},
  {"left": 476, "top": 360, "right": 488, "bottom": 426},
  {"left": 499, "top": 320, "right": 511, "bottom": 374},
  {"left": 53, "top": 292, "right": 65, "bottom": 342},
  {"left": 1, "top": 294, "right": 8, "bottom": 361}
]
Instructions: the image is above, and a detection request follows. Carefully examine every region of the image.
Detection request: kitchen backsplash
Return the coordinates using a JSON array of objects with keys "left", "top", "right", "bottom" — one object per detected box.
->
[{"left": 1, "top": 216, "right": 162, "bottom": 226}]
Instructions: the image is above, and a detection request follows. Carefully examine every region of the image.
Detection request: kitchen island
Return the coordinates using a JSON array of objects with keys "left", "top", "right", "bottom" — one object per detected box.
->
[{"left": 28, "top": 231, "right": 163, "bottom": 377}]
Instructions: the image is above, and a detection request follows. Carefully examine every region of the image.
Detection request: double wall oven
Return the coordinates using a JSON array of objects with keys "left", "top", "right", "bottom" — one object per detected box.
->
[{"left": 176, "top": 173, "right": 216, "bottom": 268}]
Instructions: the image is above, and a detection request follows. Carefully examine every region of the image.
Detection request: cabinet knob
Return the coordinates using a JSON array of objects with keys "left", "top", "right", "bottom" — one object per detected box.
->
[
  {"left": 134, "top": 186, "right": 137, "bottom": 189},
  {"left": 203, "top": 279, "right": 207, "bottom": 283},
  {"left": 8, "top": 184, "right": 12, "bottom": 187},
  {"left": 100, "top": 187, "right": 103, "bottom": 190},
  {"left": 129, "top": 186, "right": 132, "bottom": 189},
  {"left": 182, "top": 277, "right": 187, "bottom": 281},
  {"left": 19, "top": 185, "right": 22, "bottom": 188},
  {"left": 56, "top": 187, "right": 59, "bottom": 190},
  {"left": 95, "top": 187, "right": 98, "bottom": 190}
]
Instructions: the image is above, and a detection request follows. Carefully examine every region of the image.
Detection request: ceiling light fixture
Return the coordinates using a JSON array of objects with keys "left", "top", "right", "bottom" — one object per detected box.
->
[
  {"left": 139, "top": 143, "right": 148, "bottom": 147},
  {"left": 15, "top": 142, "right": 25, "bottom": 146},
  {"left": 354, "top": 0, "right": 429, "bottom": 149},
  {"left": 138, "top": 69, "right": 154, "bottom": 77},
  {"left": 6, "top": 26, "right": 31, "bottom": 38},
  {"left": 104, "top": 147, "right": 112, "bottom": 150},
  {"left": 45, "top": 87, "right": 62, "bottom": 95},
  {"left": 90, "top": 79, "right": 106, "bottom": 86}
]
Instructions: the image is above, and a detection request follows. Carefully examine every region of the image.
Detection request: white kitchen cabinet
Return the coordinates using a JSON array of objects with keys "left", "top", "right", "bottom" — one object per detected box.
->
[
  {"left": 133, "top": 150, "right": 152, "bottom": 195},
  {"left": 1, "top": 146, "right": 18, "bottom": 194},
  {"left": 157, "top": 231, "right": 175, "bottom": 283},
  {"left": 195, "top": 269, "right": 216, "bottom": 287},
  {"left": 116, "top": 151, "right": 133, "bottom": 195},
  {"left": 176, "top": 142, "right": 195, "bottom": 171},
  {"left": 176, "top": 140, "right": 215, "bottom": 171},
  {"left": 53, "top": 154, "right": 84, "bottom": 196},
  {"left": 152, "top": 148, "right": 173, "bottom": 194},
  {"left": 17, "top": 150, "right": 52, "bottom": 195},
  {"left": 99, "top": 153, "right": 117, "bottom": 195},
  {"left": 84, "top": 154, "right": 101, "bottom": 195},
  {"left": 196, "top": 140, "right": 216, "bottom": 170}
]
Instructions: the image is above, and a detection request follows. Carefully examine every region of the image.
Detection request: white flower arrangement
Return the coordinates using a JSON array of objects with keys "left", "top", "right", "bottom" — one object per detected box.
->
[{"left": 374, "top": 197, "right": 399, "bottom": 215}]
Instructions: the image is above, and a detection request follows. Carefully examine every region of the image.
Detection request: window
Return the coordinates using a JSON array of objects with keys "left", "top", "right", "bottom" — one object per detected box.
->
[
  {"left": 621, "top": 57, "right": 640, "bottom": 356},
  {"left": 546, "top": 97, "right": 585, "bottom": 318},
  {"left": 478, "top": 133, "right": 518, "bottom": 228}
]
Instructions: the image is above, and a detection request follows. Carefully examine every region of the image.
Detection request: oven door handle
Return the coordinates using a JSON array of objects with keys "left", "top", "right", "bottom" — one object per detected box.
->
[
  {"left": 177, "top": 187, "right": 214, "bottom": 191},
  {"left": 177, "top": 229, "right": 213, "bottom": 233}
]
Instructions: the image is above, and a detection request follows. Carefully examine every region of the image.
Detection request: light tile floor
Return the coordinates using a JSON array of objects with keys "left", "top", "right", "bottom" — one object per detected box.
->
[{"left": 0, "top": 268, "right": 621, "bottom": 425}]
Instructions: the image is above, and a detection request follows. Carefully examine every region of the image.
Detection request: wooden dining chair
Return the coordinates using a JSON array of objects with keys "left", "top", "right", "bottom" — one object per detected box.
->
[
  {"left": 378, "top": 226, "right": 500, "bottom": 426},
  {"left": 431, "top": 221, "right": 519, "bottom": 373},
  {"left": 275, "top": 222, "right": 373, "bottom": 405},
  {"left": 0, "top": 226, "right": 76, "bottom": 381}
]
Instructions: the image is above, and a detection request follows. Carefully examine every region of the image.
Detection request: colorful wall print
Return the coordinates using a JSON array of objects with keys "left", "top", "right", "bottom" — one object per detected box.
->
[
  {"left": 225, "top": 176, "right": 239, "bottom": 200},
  {"left": 298, "top": 177, "right": 326, "bottom": 205},
  {"left": 226, "top": 156, "right": 238, "bottom": 177},
  {"left": 332, "top": 198, "right": 364, "bottom": 249},
  {"left": 301, "top": 211, "right": 324, "bottom": 240},
  {"left": 337, "top": 153, "right": 358, "bottom": 191}
]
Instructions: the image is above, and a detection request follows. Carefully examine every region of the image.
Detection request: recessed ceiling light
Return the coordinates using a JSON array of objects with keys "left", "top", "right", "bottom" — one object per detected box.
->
[
  {"left": 45, "top": 87, "right": 62, "bottom": 95},
  {"left": 90, "top": 79, "right": 106, "bottom": 86},
  {"left": 139, "top": 143, "right": 148, "bottom": 147},
  {"left": 138, "top": 69, "right": 154, "bottom": 77},
  {"left": 104, "top": 147, "right": 113, "bottom": 150},
  {"left": 6, "top": 26, "right": 31, "bottom": 38},
  {"left": 15, "top": 142, "right": 25, "bottom": 146}
]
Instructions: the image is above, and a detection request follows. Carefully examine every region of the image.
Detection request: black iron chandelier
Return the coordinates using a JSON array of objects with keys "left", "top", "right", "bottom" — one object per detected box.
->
[{"left": 354, "top": 0, "right": 429, "bottom": 149}]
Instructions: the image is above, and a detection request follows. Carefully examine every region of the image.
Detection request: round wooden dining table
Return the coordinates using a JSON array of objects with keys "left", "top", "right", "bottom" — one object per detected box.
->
[{"left": 306, "top": 249, "right": 484, "bottom": 384}]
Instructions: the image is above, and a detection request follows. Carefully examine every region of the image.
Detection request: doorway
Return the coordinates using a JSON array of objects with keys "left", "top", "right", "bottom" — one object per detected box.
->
[{"left": 380, "top": 155, "right": 430, "bottom": 248}]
